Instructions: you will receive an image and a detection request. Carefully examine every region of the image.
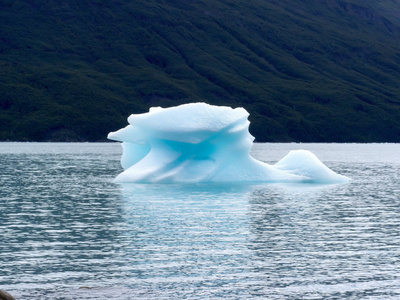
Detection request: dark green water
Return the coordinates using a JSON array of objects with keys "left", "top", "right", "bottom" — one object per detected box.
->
[{"left": 1, "top": 143, "right": 399, "bottom": 299}]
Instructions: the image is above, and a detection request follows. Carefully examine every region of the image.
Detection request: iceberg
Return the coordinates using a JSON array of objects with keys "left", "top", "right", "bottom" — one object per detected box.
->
[{"left": 108, "top": 103, "right": 349, "bottom": 184}]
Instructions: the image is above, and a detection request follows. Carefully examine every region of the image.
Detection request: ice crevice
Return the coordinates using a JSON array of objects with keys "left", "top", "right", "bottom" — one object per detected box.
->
[{"left": 108, "top": 103, "right": 350, "bottom": 184}]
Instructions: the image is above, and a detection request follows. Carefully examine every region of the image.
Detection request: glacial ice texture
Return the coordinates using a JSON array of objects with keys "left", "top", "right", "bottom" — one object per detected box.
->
[{"left": 108, "top": 103, "right": 349, "bottom": 184}]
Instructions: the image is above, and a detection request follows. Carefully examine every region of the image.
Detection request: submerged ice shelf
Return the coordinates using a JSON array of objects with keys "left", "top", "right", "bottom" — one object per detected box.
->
[{"left": 108, "top": 103, "right": 349, "bottom": 184}]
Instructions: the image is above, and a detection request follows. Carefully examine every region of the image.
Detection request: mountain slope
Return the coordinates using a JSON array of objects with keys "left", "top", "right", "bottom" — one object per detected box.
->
[{"left": 1, "top": 0, "right": 400, "bottom": 142}]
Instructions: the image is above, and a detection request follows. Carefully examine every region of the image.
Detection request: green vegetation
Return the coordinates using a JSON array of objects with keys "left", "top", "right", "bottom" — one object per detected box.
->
[{"left": 1, "top": 0, "right": 400, "bottom": 142}]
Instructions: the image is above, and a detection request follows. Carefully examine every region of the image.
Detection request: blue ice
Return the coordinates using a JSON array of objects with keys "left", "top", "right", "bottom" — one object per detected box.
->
[{"left": 108, "top": 103, "right": 349, "bottom": 184}]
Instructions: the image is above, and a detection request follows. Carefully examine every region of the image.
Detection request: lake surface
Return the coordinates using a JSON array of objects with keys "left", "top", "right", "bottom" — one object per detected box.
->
[{"left": 1, "top": 143, "right": 399, "bottom": 299}]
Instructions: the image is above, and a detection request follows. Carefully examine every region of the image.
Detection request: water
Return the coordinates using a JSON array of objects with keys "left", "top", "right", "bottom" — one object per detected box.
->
[{"left": 1, "top": 142, "right": 399, "bottom": 299}]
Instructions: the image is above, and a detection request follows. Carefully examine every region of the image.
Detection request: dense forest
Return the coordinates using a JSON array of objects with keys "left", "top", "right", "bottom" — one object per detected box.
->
[{"left": 1, "top": 0, "right": 400, "bottom": 142}]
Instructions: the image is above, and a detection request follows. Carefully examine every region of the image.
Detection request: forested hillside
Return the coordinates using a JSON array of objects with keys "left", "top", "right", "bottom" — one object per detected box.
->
[{"left": 1, "top": 0, "right": 400, "bottom": 142}]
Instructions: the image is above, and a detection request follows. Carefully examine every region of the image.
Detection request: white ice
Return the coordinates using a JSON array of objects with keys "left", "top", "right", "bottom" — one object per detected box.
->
[{"left": 108, "top": 103, "right": 350, "bottom": 184}]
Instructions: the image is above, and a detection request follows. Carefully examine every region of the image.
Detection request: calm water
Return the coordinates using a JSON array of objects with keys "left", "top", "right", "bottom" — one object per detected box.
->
[{"left": 1, "top": 143, "right": 399, "bottom": 299}]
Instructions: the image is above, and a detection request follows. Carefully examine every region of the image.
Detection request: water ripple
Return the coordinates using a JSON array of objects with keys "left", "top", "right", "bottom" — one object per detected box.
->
[{"left": 1, "top": 143, "right": 400, "bottom": 299}]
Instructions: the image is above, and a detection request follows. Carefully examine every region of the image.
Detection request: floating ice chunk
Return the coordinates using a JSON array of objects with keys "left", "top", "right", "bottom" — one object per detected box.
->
[
  {"left": 108, "top": 103, "right": 349, "bottom": 184},
  {"left": 274, "top": 149, "right": 349, "bottom": 183}
]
